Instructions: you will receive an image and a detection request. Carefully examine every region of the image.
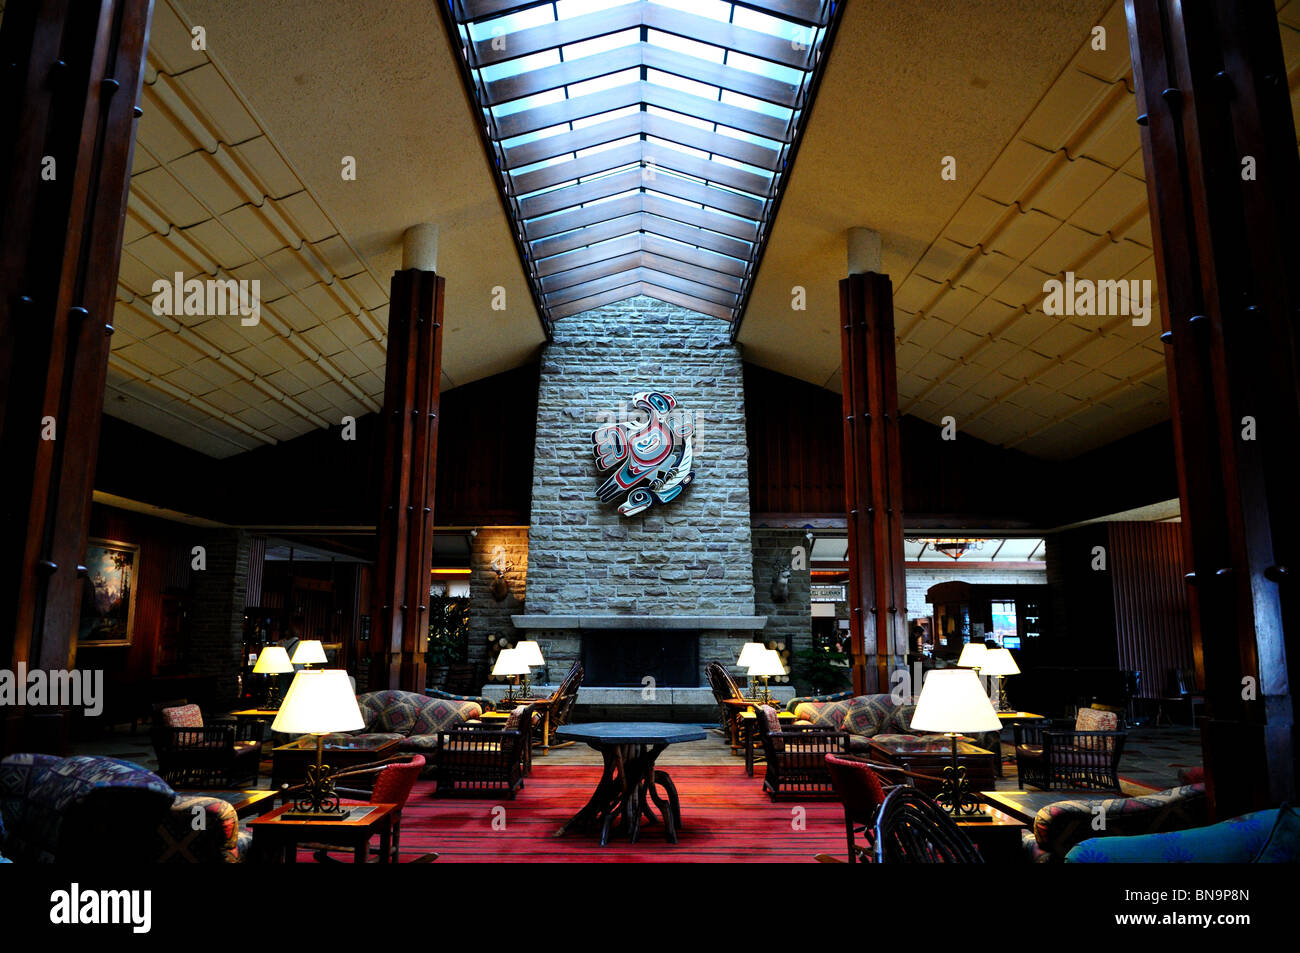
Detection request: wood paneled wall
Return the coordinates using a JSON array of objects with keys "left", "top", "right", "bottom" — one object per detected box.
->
[{"left": 1109, "top": 521, "right": 1196, "bottom": 697}]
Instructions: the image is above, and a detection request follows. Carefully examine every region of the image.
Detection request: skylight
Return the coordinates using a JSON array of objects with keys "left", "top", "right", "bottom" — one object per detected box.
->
[{"left": 442, "top": 0, "right": 841, "bottom": 330}]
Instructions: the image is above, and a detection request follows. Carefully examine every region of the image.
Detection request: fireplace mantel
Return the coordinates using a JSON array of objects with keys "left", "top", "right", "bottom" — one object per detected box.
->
[{"left": 510, "top": 614, "right": 767, "bottom": 630}]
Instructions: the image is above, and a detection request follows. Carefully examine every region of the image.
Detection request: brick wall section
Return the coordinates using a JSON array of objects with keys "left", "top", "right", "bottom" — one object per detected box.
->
[
  {"left": 751, "top": 528, "right": 812, "bottom": 690},
  {"left": 466, "top": 527, "right": 528, "bottom": 682},
  {"left": 526, "top": 296, "right": 756, "bottom": 615},
  {"left": 188, "top": 529, "right": 250, "bottom": 709}
]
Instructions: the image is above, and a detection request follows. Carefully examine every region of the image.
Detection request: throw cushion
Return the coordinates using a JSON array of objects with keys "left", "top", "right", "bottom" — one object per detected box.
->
[
  {"left": 1254, "top": 803, "right": 1300, "bottom": 863},
  {"left": 847, "top": 694, "right": 898, "bottom": 736},
  {"left": 504, "top": 705, "right": 527, "bottom": 732},
  {"left": 794, "top": 700, "right": 851, "bottom": 729},
  {"left": 1075, "top": 707, "right": 1118, "bottom": 732},
  {"left": 759, "top": 705, "right": 784, "bottom": 753},
  {"left": 161, "top": 704, "right": 204, "bottom": 728}
]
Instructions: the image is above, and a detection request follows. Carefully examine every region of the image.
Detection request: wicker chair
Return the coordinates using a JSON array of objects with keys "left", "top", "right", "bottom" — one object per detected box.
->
[
  {"left": 705, "top": 660, "right": 750, "bottom": 752},
  {"left": 753, "top": 705, "right": 848, "bottom": 799},
  {"left": 434, "top": 704, "right": 534, "bottom": 798},
  {"left": 872, "top": 786, "right": 984, "bottom": 863},
  {"left": 1014, "top": 707, "right": 1127, "bottom": 792}
]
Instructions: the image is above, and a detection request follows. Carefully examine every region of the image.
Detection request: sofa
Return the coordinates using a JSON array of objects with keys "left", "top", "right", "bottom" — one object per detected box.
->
[
  {"left": 0, "top": 753, "right": 249, "bottom": 863},
  {"left": 783, "top": 693, "right": 1001, "bottom": 758},
  {"left": 1065, "top": 803, "right": 1298, "bottom": 863},
  {"left": 323, "top": 690, "right": 482, "bottom": 776},
  {"left": 1020, "top": 783, "right": 1208, "bottom": 862}
]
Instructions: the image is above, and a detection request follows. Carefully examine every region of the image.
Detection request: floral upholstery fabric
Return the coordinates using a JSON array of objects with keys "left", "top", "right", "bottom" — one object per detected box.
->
[
  {"left": 793, "top": 700, "right": 852, "bottom": 729},
  {"left": 1028, "top": 783, "right": 1208, "bottom": 861},
  {"left": 160, "top": 704, "right": 204, "bottom": 728},
  {"left": 1066, "top": 807, "right": 1287, "bottom": 863}
]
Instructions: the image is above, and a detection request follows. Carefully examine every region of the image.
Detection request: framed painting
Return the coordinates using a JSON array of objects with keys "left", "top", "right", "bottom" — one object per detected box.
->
[{"left": 77, "top": 538, "right": 140, "bottom": 647}]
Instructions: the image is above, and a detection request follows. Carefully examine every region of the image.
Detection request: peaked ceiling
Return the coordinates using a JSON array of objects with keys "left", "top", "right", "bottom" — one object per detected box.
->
[
  {"left": 70, "top": 0, "right": 1300, "bottom": 461},
  {"left": 443, "top": 0, "right": 840, "bottom": 326}
]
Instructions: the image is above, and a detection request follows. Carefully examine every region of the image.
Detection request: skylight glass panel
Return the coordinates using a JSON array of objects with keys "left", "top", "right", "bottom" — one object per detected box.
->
[{"left": 445, "top": 0, "right": 840, "bottom": 328}]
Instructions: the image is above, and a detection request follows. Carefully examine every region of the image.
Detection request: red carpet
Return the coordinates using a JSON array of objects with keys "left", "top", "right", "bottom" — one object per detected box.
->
[{"left": 313, "top": 764, "right": 847, "bottom": 863}]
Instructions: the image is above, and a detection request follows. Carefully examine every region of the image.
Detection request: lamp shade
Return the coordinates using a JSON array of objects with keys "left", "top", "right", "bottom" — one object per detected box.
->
[
  {"left": 492, "top": 648, "right": 531, "bottom": 677},
  {"left": 736, "top": 642, "right": 766, "bottom": 668},
  {"left": 910, "top": 669, "right": 1001, "bottom": 733},
  {"left": 252, "top": 645, "right": 293, "bottom": 674},
  {"left": 291, "top": 639, "right": 328, "bottom": 665},
  {"left": 746, "top": 648, "right": 786, "bottom": 678},
  {"left": 513, "top": 640, "right": 545, "bottom": 667},
  {"left": 980, "top": 647, "right": 1020, "bottom": 677},
  {"left": 270, "top": 670, "right": 363, "bottom": 734},
  {"left": 956, "top": 641, "right": 988, "bottom": 668}
]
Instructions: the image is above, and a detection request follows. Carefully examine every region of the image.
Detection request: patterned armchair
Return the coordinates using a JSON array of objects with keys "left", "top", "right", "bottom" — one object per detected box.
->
[
  {"left": 434, "top": 704, "right": 534, "bottom": 798},
  {"left": 753, "top": 705, "right": 849, "bottom": 799},
  {"left": 1021, "top": 783, "right": 1208, "bottom": 862},
  {"left": 151, "top": 702, "right": 261, "bottom": 788},
  {"left": 1014, "top": 707, "right": 1127, "bottom": 791},
  {"left": 0, "top": 753, "right": 249, "bottom": 863},
  {"left": 325, "top": 690, "right": 482, "bottom": 777}
]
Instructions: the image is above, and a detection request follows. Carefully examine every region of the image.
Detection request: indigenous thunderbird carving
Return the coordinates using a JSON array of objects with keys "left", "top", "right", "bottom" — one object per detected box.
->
[{"left": 591, "top": 391, "right": 695, "bottom": 517}]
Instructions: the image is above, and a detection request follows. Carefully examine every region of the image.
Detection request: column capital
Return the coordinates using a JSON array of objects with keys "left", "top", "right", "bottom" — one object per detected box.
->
[
  {"left": 847, "top": 227, "right": 882, "bottom": 275},
  {"left": 401, "top": 223, "right": 439, "bottom": 271}
]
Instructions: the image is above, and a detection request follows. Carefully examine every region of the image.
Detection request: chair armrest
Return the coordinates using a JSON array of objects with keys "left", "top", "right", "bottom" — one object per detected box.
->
[{"left": 157, "top": 725, "right": 238, "bottom": 749}]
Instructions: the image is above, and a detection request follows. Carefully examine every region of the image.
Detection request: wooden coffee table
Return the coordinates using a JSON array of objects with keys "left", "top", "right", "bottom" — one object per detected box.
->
[
  {"left": 189, "top": 788, "right": 277, "bottom": 818},
  {"left": 271, "top": 737, "right": 399, "bottom": 789},
  {"left": 248, "top": 802, "right": 398, "bottom": 863},
  {"left": 980, "top": 789, "right": 1087, "bottom": 825},
  {"left": 867, "top": 738, "right": 997, "bottom": 796}
]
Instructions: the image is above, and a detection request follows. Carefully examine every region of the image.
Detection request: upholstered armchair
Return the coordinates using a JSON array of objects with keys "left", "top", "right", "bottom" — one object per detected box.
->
[
  {"left": 1014, "top": 706, "right": 1127, "bottom": 791},
  {"left": 1022, "top": 783, "right": 1208, "bottom": 862},
  {"left": 434, "top": 704, "right": 534, "bottom": 798},
  {"left": 0, "top": 753, "right": 250, "bottom": 863},
  {"left": 151, "top": 702, "right": 261, "bottom": 788},
  {"left": 753, "top": 705, "right": 849, "bottom": 799}
]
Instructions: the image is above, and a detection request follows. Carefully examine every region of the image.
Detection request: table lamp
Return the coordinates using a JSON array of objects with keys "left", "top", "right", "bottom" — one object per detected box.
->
[
  {"left": 737, "top": 641, "right": 766, "bottom": 696},
  {"left": 513, "top": 640, "right": 545, "bottom": 698},
  {"left": 746, "top": 648, "right": 785, "bottom": 706},
  {"left": 910, "top": 668, "right": 1002, "bottom": 819},
  {"left": 981, "top": 647, "right": 1020, "bottom": 712},
  {"left": 252, "top": 645, "right": 293, "bottom": 708},
  {"left": 291, "top": 639, "right": 328, "bottom": 669},
  {"left": 956, "top": 641, "right": 987, "bottom": 672},
  {"left": 493, "top": 648, "right": 530, "bottom": 704},
  {"left": 271, "top": 669, "right": 364, "bottom": 820}
]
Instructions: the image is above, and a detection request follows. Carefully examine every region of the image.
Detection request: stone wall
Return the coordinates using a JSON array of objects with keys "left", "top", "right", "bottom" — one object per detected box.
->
[
  {"left": 466, "top": 527, "right": 528, "bottom": 681},
  {"left": 751, "top": 527, "right": 812, "bottom": 689},
  {"left": 189, "top": 529, "right": 250, "bottom": 709},
  {"left": 525, "top": 296, "right": 755, "bottom": 616}
]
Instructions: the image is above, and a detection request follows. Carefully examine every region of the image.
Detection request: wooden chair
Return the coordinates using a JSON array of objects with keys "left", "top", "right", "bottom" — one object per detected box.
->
[
  {"left": 536, "top": 661, "right": 584, "bottom": 751},
  {"left": 150, "top": 701, "right": 261, "bottom": 788},
  {"left": 1014, "top": 706, "right": 1127, "bottom": 792},
  {"left": 826, "top": 753, "right": 900, "bottom": 862},
  {"left": 753, "top": 705, "right": 848, "bottom": 800},
  {"left": 434, "top": 704, "right": 534, "bottom": 798},
  {"left": 705, "top": 660, "right": 750, "bottom": 752},
  {"left": 872, "top": 786, "right": 984, "bottom": 863}
]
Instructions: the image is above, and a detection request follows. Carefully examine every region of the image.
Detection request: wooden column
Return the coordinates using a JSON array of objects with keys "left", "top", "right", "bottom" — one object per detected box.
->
[
  {"left": 0, "top": 0, "right": 154, "bottom": 751},
  {"left": 1125, "top": 0, "right": 1299, "bottom": 816},
  {"left": 369, "top": 270, "right": 443, "bottom": 691},
  {"left": 840, "top": 273, "right": 908, "bottom": 694}
]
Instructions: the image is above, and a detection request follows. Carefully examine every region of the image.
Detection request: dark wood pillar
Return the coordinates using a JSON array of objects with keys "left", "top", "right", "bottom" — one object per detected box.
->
[
  {"left": 1125, "top": 0, "right": 1299, "bottom": 816},
  {"left": 840, "top": 273, "right": 908, "bottom": 694},
  {"left": 0, "top": 0, "right": 154, "bottom": 751},
  {"left": 369, "top": 270, "right": 443, "bottom": 692}
]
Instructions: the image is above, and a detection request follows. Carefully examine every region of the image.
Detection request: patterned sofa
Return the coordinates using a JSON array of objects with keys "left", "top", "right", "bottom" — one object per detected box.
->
[
  {"left": 0, "top": 753, "right": 248, "bottom": 863},
  {"left": 1021, "top": 783, "right": 1208, "bottom": 862},
  {"left": 323, "top": 690, "right": 482, "bottom": 776},
  {"left": 783, "top": 693, "right": 1001, "bottom": 757}
]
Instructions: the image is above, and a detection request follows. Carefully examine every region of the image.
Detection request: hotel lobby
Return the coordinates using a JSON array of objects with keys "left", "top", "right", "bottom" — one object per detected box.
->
[{"left": 1, "top": 0, "right": 1298, "bottom": 899}]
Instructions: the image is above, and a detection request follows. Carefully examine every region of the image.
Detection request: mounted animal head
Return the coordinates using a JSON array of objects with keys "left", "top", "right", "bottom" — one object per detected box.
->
[{"left": 770, "top": 559, "right": 792, "bottom": 603}]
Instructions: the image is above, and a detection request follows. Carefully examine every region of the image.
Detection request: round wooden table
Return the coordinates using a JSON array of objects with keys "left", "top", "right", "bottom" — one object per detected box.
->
[{"left": 554, "top": 723, "right": 705, "bottom": 845}]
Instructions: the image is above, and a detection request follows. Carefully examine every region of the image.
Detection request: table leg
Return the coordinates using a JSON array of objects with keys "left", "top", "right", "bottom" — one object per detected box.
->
[
  {"left": 556, "top": 743, "right": 668, "bottom": 845},
  {"left": 541, "top": 710, "right": 551, "bottom": 755},
  {"left": 378, "top": 818, "right": 392, "bottom": 864},
  {"left": 745, "top": 720, "right": 755, "bottom": 777},
  {"left": 647, "top": 769, "right": 681, "bottom": 843}
]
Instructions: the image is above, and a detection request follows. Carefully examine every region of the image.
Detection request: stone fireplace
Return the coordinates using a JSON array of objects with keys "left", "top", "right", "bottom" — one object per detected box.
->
[{"left": 486, "top": 296, "right": 786, "bottom": 717}]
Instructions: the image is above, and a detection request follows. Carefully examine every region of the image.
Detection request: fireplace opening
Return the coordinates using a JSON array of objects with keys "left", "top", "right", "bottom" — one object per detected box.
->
[{"left": 580, "top": 631, "right": 700, "bottom": 688}]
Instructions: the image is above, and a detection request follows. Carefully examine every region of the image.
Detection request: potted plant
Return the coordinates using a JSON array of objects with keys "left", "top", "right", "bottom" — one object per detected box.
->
[
  {"left": 426, "top": 594, "right": 469, "bottom": 690},
  {"left": 793, "top": 646, "right": 852, "bottom": 695}
]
